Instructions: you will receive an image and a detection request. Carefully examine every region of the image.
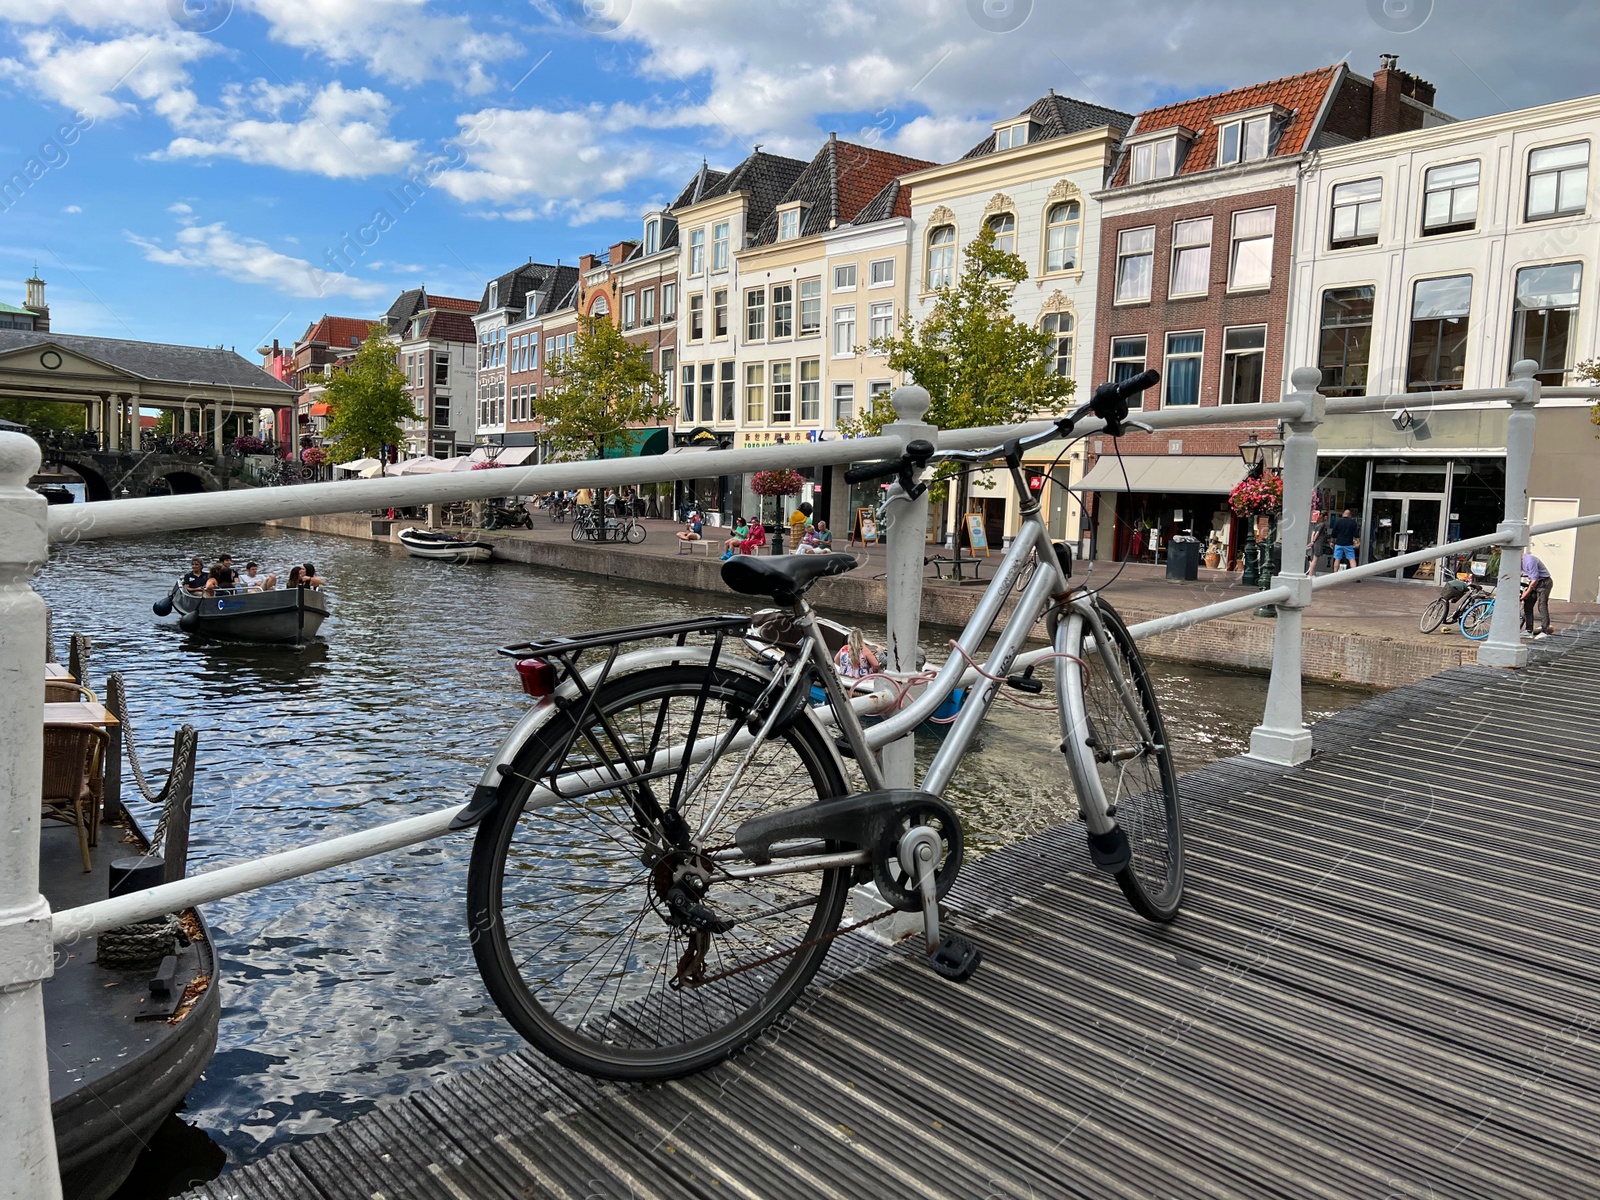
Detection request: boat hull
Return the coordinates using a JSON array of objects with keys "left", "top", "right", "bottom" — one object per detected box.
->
[
  {"left": 397, "top": 527, "right": 494, "bottom": 562},
  {"left": 164, "top": 585, "right": 328, "bottom": 644}
]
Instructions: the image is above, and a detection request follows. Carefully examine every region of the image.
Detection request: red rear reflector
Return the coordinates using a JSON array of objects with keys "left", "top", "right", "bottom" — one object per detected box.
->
[{"left": 515, "top": 658, "right": 557, "bottom": 698}]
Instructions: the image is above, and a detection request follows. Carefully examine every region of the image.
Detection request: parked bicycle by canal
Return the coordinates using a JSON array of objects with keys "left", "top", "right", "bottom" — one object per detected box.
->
[
  {"left": 1418, "top": 577, "right": 1493, "bottom": 634},
  {"left": 569, "top": 503, "right": 647, "bottom": 544},
  {"left": 456, "top": 370, "right": 1181, "bottom": 1082}
]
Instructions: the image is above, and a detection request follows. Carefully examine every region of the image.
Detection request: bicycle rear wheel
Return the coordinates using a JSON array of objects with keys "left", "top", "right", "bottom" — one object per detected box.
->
[
  {"left": 1461, "top": 597, "right": 1495, "bottom": 640},
  {"left": 1419, "top": 596, "right": 1449, "bottom": 634},
  {"left": 467, "top": 664, "right": 851, "bottom": 1081},
  {"left": 626, "top": 521, "right": 647, "bottom": 544},
  {"left": 1059, "top": 597, "right": 1184, "bottom": 921}
]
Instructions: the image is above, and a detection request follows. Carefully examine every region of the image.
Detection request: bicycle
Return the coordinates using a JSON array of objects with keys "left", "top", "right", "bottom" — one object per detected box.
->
[
  {"left": 545, "top": 494, "right": 574, "bottom": 523},
  {"left": 1418, "top": 577, "right": 1491, "bottom": 633},
  {"left": 1460, "top": 594, "right": 1496, "bottom": 640},
  {"left": 455, "top": 370, "right": 1181, "bottom": 1082},
  {"left": 569, "top": 505, "right": 648, "bottom": 544}
]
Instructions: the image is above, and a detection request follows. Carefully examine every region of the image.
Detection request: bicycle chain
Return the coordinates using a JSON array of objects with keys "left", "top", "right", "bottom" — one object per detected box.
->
[{"left": 675, "top": 901, "right": 900, "bottom": 989}]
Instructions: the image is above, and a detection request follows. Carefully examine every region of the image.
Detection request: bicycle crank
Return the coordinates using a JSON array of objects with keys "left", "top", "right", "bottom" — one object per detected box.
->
[{"left": 900, "top": 823, "right": 981, "bottom": 982}]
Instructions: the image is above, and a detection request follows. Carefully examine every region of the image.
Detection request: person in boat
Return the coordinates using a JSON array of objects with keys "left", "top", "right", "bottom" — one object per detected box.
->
[
  {"left": 239, "top": 561, "right": 276, "bottom": 591},
  {"left": 301, "top": 562, "right": 326, "bottom": 588},
  {"left": 720, "top": 517, "right": 751, "bottom": 559},
  {"left": 677, "top": 511, "right": 704, "bottom": 543},
  {"left": 181, "top": 557, "right": 208, "bottom": 593},
  {"left": 836, "top": 627, "right": 879, "bottom": 680},
  {"left": 286, "top": 565, "right": 306, "bottom": 589},
  {"left": 204, "top": 562, "right": 239, "bottom": 595}
]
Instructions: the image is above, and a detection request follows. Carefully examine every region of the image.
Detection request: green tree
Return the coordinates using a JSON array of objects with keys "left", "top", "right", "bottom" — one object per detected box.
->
[
  {"left": 843, "top": 224, "right": 1071, "bottom": 570},
  {"left": 1576, "top": 359, "right": 1600, "bottom": 435},
  {"left": 538, "top": 314, "right": 672, "bottom": 460},
  {"left": 0, "top": 398, "right": 86, "bottom": 434},
  {"left": 321, "top": 326, "right": 414, "bottom": 469}
]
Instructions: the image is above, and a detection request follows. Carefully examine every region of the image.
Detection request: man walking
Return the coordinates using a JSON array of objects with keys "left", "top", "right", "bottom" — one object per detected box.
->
[
  {"left": 1520, "top": 550, "right": 1554, "bottom": 638},
  {"left": 1329, "top": 508, "right": 1361, "bottom": 572}
]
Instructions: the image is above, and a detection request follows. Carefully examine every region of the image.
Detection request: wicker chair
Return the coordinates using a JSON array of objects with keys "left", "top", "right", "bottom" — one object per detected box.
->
[
  {"left": 46, "top": 681, "right": 99, "bottom": 704},
  {"left": 42, "top": 725, "right": 108, "bottom": 872}
]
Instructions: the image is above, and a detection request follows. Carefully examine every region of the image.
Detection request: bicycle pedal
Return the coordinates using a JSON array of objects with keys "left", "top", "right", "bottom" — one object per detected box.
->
[{"left": 929, "top": 933, "right": 981, "bottom": 981}]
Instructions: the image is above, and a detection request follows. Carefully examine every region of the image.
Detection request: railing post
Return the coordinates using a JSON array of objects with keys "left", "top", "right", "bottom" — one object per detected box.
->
[
  {"left": 880, "top": 385, "right": 935, "bottom": 789},
  {"left": 1248, "top": 367, "right": 1325, "bottom": 765},
  {"left": 0, "top": 432, "right": 65, "bottom": 1200},
  {"left": 1478, "top": 360, "right": 1541, "bottom": 669}
]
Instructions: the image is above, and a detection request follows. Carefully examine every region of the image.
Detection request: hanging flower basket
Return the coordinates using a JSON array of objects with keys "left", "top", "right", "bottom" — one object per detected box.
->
[
  {"left": 231, "top": 434, "right": 268, "bottom": 456},
  {"left": 749, "top": 468, "right": 804, "bottom": 497},
  {"left": 1228, "top": 471, "right": 1282, "bottom": 517},
  {"left": 300, "top": 446, "right": 329, "bottom": 467}
]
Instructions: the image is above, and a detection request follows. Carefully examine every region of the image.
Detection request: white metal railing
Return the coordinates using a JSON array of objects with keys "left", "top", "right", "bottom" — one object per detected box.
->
[{"left": 3, "top": 361, "right": 1598, "bottom": 1197}]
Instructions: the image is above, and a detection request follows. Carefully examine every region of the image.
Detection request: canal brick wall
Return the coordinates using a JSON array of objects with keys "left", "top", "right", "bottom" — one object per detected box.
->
[{"left": 267, "top": 513, "right": 1489, "bottom": 689}]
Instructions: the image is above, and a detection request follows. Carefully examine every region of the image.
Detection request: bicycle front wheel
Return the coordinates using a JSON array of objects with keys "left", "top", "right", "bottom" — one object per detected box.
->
[
  {"left": 1059, "top": 597, "right": 1184, "bottom": 921},
  {"left": 1419, "top": 596, "right": 1449, "bottom": 634},
  {"left": 467, "top": 664, "right": 852, "bottom": 1081},
  {"left": 626, "top": 521, "right": 647, "bottom": 544},
  {"left": 1461, "top": 597, "right": 1495, "bottom": 640}
]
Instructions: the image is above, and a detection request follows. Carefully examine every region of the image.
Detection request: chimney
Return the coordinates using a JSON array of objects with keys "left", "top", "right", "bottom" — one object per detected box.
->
[{"left": 1370, "top": 53, "right": 1436, "bottom": 139}]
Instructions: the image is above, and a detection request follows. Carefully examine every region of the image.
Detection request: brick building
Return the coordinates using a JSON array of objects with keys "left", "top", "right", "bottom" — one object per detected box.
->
[{"left": 1084, "top": 58, "right": 1450, "bottom": 565}]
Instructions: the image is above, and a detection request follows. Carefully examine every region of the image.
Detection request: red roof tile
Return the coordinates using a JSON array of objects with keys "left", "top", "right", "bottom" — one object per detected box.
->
[
  {"left": 428, "top": 295, "right": 479, "bottom": 314},
  {"left": 835, "top": 143, "right": 936, "bottom": 224},
  {"left": 301, "top": 315, "right": 375, "bottom": 350}
]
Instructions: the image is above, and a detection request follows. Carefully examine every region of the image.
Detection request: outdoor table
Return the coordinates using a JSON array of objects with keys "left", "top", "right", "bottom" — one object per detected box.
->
[
  {"left": 43, "top": 701, "right": 122, "bottom": 822},
  {"left": 45, "top": 663, "right": 73, "bottom": 680}
]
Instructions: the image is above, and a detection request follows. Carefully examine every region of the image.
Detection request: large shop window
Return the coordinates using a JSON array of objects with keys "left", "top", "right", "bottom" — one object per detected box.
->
[
  {"left": 1407, "top": 275, "right": 1473, "bottom": 392},
  {"left": 1163, "top": 332, "right": 1204, "bottom": 406},
  {"left": 1318, "top": 286, "right": 1375, "bottom": 397},
  {"left": 1220, "top": 325, "right": 1266, "bottom": 404},
  {"left": 1511, "top": 261, "right": 1581, "bottom": 385}
]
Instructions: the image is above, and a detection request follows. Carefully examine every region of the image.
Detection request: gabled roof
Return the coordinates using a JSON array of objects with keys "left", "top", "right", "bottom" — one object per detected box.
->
[
  {"left": 670, "top": 162, "right": 728, "bottom": 210},
  {"left": 853, "top": 178, "right": 911, "bottom": 224},
  {"left": 402, "top": 310, "right": 477, "bottom": 343},
  {"left": 692, "top": 149, "right": 808, "bottom": 230},
  {"left": 385, "top": 288, "right": 479, "bottom": 331},
  {"left": 751, "top": 137, "right": 934, "bottom": 245},
  {"left": 961, "top": 91, "right": 1134, "bottom": 159},
  {"left": 478, "top": 262, "right": 571, "bottom": 316},
  {"left": 1110, "top": 65, "right": 1342, "bottom": 186},
  {"left": 299, "top": 315, "right": 375, "bottom": 351},
  {"left": 0, "top": 330, "right": 295, "bottom": 393}
]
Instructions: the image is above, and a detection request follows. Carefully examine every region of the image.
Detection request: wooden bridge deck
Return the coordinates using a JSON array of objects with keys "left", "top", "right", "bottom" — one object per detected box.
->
[{"left": 190, "top": 628, "right": 1600, "bottom": 1200}]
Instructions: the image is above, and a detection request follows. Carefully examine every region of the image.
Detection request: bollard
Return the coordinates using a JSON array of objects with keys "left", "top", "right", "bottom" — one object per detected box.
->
[
  {"left": 0, "top": 431, "right": 65, "bottom": 1199},
  {"left": 1477, "top": 361, "right": 1541, "bottom": 669},
  {"left": 1248, "top": 368, "right": 1325, "bottom": 765}
]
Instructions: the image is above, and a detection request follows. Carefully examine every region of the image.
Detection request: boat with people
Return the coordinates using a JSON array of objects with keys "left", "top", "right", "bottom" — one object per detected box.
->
[
  {"left": 397, "top": 526, "right": 495, "bottom": 562},
  {"left": 155, "top": 583, "right": 328, "bottom": 644}
]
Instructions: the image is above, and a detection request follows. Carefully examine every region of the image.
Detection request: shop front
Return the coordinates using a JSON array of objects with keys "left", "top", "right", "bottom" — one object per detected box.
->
[
  {"left": 1074, "top": 455, "right": 1248, "bottom": 566},
  {"left": 669, "top": 427, "right": 733, "bottom": 523}
]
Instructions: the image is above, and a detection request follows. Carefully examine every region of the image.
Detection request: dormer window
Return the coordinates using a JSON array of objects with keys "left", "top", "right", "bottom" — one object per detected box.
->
[
  {"left": 526, "top": 291, "right": 541, "bottom": 320},
  {"left": 643, "top": 217, "right": 660, "bottom": 256},
  {"left": 777, "top": 204, "right": 806, "bottom": 241},
  {"left": 488, "top": 281, "right": 499, "bottom": 309},
  {"left": 1215, "top": 108, "right": 1281, "bottom": 167},
  {"left": 1130, "top": 136, "right": 1182, "bottom": 183},
  {"left": 992, "top": 121, "right": 1033, "bottom": 152}
]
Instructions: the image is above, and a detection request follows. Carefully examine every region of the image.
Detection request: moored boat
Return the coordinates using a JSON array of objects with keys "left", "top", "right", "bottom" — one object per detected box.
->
[
  {"left": 397, "top": 526, "right": 495, "bottom": 562},
  {"left": 153, "top": 584, "right": 328, "bottom": 644}
]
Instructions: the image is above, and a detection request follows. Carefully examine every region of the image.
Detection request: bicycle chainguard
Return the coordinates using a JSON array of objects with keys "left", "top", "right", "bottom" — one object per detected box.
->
[{"left": 901, "top": 823, "right": 982, "bottom": 982}]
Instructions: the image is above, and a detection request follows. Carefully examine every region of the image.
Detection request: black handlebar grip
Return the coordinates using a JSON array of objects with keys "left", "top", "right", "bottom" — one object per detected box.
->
[
  {"left": 844, "top": 458, "right": 904, "bottom": 485},
  {"left": 1099, "top": 368, "right": 1161, "bottom": 405}
]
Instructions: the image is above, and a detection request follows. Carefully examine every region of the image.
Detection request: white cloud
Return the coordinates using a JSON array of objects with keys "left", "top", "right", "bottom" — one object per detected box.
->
[
  {"left": 0, "top": 28, "right": 212, "bottom": 122},
  {"left": 158, "top": 82, "right": 418, "bottom": 178},
  {"left": 128, "top": 219, "right": 389, "bottom": 299},
  {"left": 168, "top": 200, "right": 192, "bottom": 214},
  {"left": 63, "top": 203, "right": 81, "bottom": 212}
]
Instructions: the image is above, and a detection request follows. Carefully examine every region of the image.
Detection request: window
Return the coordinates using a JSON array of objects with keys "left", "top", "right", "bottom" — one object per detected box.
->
[
  {"left": 642, "top": 287, "right": 655, "bottom": 325},
  {"left": 869, "top": 300, "right": 893, "bottom": 344},
  {"left": 744, "top": 363, "right": 765, "bottom": 422},
  {"left": 771, "top": 284, "right": 793, "bottom": 338},
  {"left": 713, "top": 289, "right": 728, "bottom": 339},
  {"left": 1317, "top": 286, "right": 1374, "bottom": 397},
  {"left": 712, "top": 221, "right": 730, "bottom": 271},
  {"left": 433, "top": 400, "right": 450, "bottom": 426},
  {"left": 1110, "top": 335, "right": 1147, "bottom": 388},
  {"left": 869, "top": 258, "right": 894, "bottom": 287},
  {"left": 662, "top": 282, "right": 677, "bottom": 320},
  {"left": 1526, "top": 142, "right": 1589, "bottom": 220},
  {"left": 545, "top": 335, "right": 555, "bottom": 362},
  {"left": 926, "top": 225, "right": 956, "bottom": 289},
  {"left": 1228, "top": 207, "right": 1275, "bottom": 291},
  {"left": 680, "top": 364, "right": 694, "bottom": 421},
  {"left": 720, "top": 360, "right": 735, "bottom": 422},
  {"left": 1131, "top": 137, "right": 1177, "bottom": 183},
  {"left": 1218, "top": 113, "right": 1270, "bottom": 166},
  {"left": 1330, "top": 178, "right": 1382, "bottom": 248},
  {"left": 434, "top": 352, "right": 449, "bottom": 386},
  {"left": 799, "top": 278, "right": 822, "bottom": 336},
  {"left": 799, "top": 359, "right": 821, "bottom": 421},
  {"left": 993, "top": 122, "right": 1029, "bottom": 151},
  {"left": 644, "top": 218, "right": 660, "bottom": 256},
  {"left": 1041, "top": 311, "right": 1073, "bottom": 377},
  {"left": 1115, "top": 226, "right": 1154, "bottom": 303},
  {"left": 833, "top": 382, "right": 855, "bottom": 425},
  {"left": 623, "top": 293, "right": 637, "bottom": 328},
  {"left": 778, "top": 209, "right": 800, "bottom": 240},
  {"left": 528, "top": 339, "right": 538, "bottom": 371},
  {"left": 699, "top": 362, "right": 715, "bottom": 422},
  {"left": 986, "top": 212, "right": 1016, "bottom": 255},
  {"left": 1044, "top": 201, "right": 1081, "bottom": 272},
  {"left": 834, "top": 263, "right": 857, "bottom": 291},
  {"left": 770, "top": 361, "right": 793, "bottom": 422},
  {"left": 1163, "top": 332, "right": 1204, "bottom": 406},
  {"left": 1220, "top": 325, "right": 1267, "bottom": 404},
  {"left": 488, "top": 281, "right": 498, "bottom": 309},
  {"left": 689, "top": 228, "right": 705, "bottom": 275},
  {"left": 590, "top": 295, "right": 609, "bottom": 317},
  {"left": 1169, "top": 217, "right": 1212, "bottom": 297},
  {"left": 1511, "top": 262, "right": 1582, "bottom": 386},
  {"left": 746, "top": 289, "right": 766, "bottom": 340},
  {"left": 689, "top": 294, "right": 704, "bottom": 341},
  {"left": 1421, "top": 161, "right": 1479, "bottom": 234},
  {"left": 833, "top": 305, "right": 856, "bottom": 356},
  {"left": 660, "top": 348, "right": 674, "bottom": 411},
  {"left": 1407, "top": 274, "right": 1473, "bottom": 392}
]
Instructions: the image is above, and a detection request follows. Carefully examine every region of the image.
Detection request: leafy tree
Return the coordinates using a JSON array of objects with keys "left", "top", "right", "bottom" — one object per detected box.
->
[
  {"left": 1577, "top": 359, "right": 1600, "bottom": 435},
  {"left": 538, "top": 314, "right": 672, "bottom": 460},
  {"left": 842, "top": 224, "right": 1071, "bottom": 569},
  {"left": 0, "top": 398, "right": 86, "bottom": 433},
  {"left": 321, "top": 326, "right": 414, "bottom": 469}
]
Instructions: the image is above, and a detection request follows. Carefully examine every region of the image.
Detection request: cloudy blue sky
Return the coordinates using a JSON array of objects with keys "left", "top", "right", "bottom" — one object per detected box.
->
[{"left": 0, "top": 0, "right": 1594, "bottom": 357}]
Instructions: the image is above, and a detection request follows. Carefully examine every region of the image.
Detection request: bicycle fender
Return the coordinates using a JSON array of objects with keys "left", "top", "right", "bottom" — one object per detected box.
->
[{"left": 448, "top": 647, "right": 783, "bottom": 831}]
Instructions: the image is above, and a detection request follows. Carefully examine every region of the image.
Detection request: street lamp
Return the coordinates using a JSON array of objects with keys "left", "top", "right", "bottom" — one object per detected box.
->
[{"left": 1239, "top": 432, "right": 1287, "bottom": 614}]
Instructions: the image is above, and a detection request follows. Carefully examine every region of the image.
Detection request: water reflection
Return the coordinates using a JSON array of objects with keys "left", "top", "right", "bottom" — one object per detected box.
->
[{"left": 37, "top": 526, "right": 1364, "bottom": 1176}]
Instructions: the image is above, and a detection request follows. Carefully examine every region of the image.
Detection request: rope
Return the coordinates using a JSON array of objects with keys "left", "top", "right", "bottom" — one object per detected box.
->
[
  {"left": 110, "top": 674, "right": 164, "bottom": 808},
  {"left": 98, "top": 915, "right": 184, "bottom": 968}
]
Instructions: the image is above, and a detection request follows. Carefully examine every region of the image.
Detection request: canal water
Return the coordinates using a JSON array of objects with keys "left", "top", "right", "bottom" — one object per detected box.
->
[{"left": 38, "top": 527, "right": 1364, "bottom": 1189}]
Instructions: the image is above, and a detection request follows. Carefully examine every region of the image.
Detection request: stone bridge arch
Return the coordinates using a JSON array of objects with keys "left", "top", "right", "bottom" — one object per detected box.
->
[{"left": 40, "top": 450, "right": 233, "bottom": 499}]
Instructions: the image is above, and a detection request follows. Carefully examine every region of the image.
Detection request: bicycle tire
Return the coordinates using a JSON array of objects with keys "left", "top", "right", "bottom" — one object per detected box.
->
[
  {"left": 570, "top": 519, "right": 586, "bottom": 542},
  {"left": 1059, "top": 596, "right": 1184, "bottom": 921},
  {"left": 1419, "top": 596, "right": 1450, "bottom": 634},
  {"left": 467, "top": 664, "right": 852, "bottom": 1081},
  {"left": 1461, "top": 597, "right": 1495, "bottom": 641},
  {"left": 626, "top": 521, "right": 647, "bottom": 545}
]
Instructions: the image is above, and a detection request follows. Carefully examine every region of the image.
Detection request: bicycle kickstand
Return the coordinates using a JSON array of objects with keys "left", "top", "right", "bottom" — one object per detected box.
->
[{"left": 901, "top": 825, "right": 981, "bottom": 981}]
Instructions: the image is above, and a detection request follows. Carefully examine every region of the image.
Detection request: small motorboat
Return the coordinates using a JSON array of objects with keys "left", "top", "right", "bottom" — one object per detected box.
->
[
  {"left": 398, "top": 527, "right": 495, "bottom": 562},
  {"left": 153, "top": 585, "right": 328, "bottom": 644}
]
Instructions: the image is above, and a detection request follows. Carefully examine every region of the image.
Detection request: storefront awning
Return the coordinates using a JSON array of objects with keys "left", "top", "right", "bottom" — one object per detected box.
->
[
  {"left": 601, "top": 427, "right": 670, "bottom": 458},
  {"left": 664, "top": 443, "right": 724, "bottom": 454},
  {"left": 1073, "top": 455, "right": 1248, "bottom": 495},
  {"left": 493, "top": 445, "right": 537, "bottom": 466}
]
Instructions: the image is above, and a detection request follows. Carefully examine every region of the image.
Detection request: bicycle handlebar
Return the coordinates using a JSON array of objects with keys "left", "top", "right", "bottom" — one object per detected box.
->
[{"left": 844, "top": 439, "right": 934, "bottom": 484}]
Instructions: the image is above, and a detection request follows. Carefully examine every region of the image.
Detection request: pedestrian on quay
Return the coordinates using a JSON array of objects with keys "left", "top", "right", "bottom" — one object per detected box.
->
[
  {"left": 1520, "top": 550, "right": 1554, "bottom": 638},
  {"left": 1306, "top": 510, "right": 1331, "bottom": 576},
  {"left": 1329, "top": 508, "right": 1361, "bottom": 573}
]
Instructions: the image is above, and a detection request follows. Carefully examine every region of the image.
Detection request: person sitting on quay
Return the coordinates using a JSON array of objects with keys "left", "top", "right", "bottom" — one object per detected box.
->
[
  {"left": 677, "top": 511, "right": 704, "bottom": 544},
  {"left": 181, "top": 556, "right": 208, "bottom": 593},
  {"left": 798, "top": 519, "right": 833, "bottom": 554},
  {"left": 787, "top": 502, "right": 813, "bottom": 544},
  {"left": 238, "top": 561, "right": 276, "bottom": 591},
  {"left": 720, "top": 517, "right": 751, "bottom": 560}
]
